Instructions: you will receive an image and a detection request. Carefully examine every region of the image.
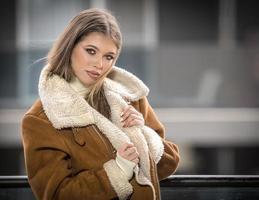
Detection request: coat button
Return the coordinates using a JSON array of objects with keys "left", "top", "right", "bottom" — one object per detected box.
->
[
  {"left": 72, "top": 128, "right": 86, "bottom": 146},
  {"left": 77, "top": 139, "right": 86, "bottom": 146}
]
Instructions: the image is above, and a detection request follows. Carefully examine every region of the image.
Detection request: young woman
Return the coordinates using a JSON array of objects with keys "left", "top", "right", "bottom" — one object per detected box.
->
[{"left": 22, "top": 8, "right": 180, "bottom": 200}]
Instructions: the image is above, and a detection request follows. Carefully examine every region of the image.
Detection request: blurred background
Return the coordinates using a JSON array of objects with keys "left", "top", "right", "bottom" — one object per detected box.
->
[{"left": 0, "top": 0, "right": 259, "bottom": 176}]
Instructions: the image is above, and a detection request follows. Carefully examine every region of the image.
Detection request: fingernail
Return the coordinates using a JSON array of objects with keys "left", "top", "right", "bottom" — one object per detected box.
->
[{"left": 120, "top": 112, "right": 123, "bottom": 117}]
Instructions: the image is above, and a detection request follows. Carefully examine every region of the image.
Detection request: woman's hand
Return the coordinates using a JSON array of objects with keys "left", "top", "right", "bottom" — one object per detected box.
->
[
  {"left": 120, "top": 105, "right": 144, "bottom": 128},
  {"left": 117, "top": 143, "right": 139, "bottom": 164}
]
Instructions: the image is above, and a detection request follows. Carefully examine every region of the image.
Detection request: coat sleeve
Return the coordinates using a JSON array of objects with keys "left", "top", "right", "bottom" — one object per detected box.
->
[
  {"left": 132, "top": 97, "right": 180, "bottom": 180},
  {"left": 22, "top": 114, "right": 121, "bottom": 200}
]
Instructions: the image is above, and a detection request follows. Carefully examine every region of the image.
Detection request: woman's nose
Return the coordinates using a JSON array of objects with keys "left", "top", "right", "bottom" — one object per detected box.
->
[{"left": 94, "top": 57, "right": 103, "bottom": 69}]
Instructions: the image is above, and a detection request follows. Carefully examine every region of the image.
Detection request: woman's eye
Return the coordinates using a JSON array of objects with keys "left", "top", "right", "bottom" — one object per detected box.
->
[
  {"left": 106, "top": 55, "right": 114, "bottom": 61},
  {"left": 86, "top": 48, "right": 96, "bottom": 55}
]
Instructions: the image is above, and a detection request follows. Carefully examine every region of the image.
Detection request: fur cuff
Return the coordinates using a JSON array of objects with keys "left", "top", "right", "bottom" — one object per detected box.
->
[
  {"left": 141, "top": 126, "right": 164, "bottom": 164},
  {"left": 103, "top": 159, "right": 133, "bottom": 200}
]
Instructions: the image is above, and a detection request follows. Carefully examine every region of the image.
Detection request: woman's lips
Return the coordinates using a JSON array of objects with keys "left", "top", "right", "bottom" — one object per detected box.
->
[{"left": 86, "top": 70, "right": 100, "bottom": 79}]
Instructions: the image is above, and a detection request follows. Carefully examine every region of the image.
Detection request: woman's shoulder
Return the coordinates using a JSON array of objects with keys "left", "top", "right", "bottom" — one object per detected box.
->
[
  {"left": 22, "top": 99, "right": 64, "bottom": 142},
  {"left": 23, "top": 99, "right": 50, "bottom": 123},
  {"left": 21, "top": 99, "right": 69, "bottom": 152}
]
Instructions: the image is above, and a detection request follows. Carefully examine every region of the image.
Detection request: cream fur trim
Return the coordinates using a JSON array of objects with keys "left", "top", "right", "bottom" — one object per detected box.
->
[
  {"left": 104, "top": 83, "right": 162, "bottom": 200},
  {"left": 38, "top": 65, "right": 95, "bottom": 128},
  {"left": 69, "top": 77, "right": 90, "bottom": 97},
  {"left": 38, "top": 65, "right": 149, "bottom": 129},
  {"left": 116, "top": 152, "right": 135, "bottom": 180},
  {"left": 103, "top": 160, "right": 133, "bottom": 200},
  {"left": 141, "top": 126, "right": 164, "bottom": 164},
  {"left": 107, "top": 66, "right": 149, "bottom": 101}
]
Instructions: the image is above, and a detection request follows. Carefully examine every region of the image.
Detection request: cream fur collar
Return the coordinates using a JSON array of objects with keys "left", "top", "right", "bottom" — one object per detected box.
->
[
  {"left": 38, "top": 65, "right": 149, "bottom": 129},
  {"left": 38, "top": 65, "right": 164, "bottom": 200}
]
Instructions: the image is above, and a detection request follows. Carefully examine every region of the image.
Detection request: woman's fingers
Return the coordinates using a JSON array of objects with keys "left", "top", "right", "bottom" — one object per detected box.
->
[
  {"left": 118, "top": 143, "right": 133, "bottom": 154},
  {"left": 127, "top": 150, "right": 139, "bottom": 161},
  {"left": 117, "top": 143, "right": 139, "bottom": 164},
  {"left": 121, "top": 105, "right": 142, "bottom": 121},
  {"left": 122, "top": 114, "right": 143, "bottom": 127},
  {"left": 121, "top": 105, "right": 144, "bottom": 127},
  {"left": 124, "top": 147, "right": 139, "bottom": 161},
  {"left": 125, "top": 146, "right": 138, "bottom": 156},
  {"left": 131, "top": 157, "right": 139, "bottom": 164}
]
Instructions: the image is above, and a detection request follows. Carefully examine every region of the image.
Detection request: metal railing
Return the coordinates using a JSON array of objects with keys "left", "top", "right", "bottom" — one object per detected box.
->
[
  {"left": 160, "top": 175, "right": 259, "bottom": 187},
  {"left": 0, "top": 175, "right": 259, "bottom": 200}
]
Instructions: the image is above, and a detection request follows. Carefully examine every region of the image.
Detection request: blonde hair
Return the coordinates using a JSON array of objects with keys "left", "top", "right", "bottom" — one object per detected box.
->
[{"left": 47, "top": 8, "right": 122, "bottom": 119}]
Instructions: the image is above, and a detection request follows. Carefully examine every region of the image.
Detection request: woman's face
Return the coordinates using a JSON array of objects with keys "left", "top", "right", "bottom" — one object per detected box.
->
[{"left": 70, "top": 32, "right": 118, "bottom": 86}]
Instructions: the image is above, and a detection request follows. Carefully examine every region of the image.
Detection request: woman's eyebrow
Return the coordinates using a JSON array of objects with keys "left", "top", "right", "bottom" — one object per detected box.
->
[{"left": 86, "top": 44, "right": 99, "bottom": 50}]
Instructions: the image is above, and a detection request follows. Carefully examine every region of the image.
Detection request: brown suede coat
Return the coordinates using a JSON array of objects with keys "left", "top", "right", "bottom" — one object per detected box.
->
[{"left": 22, "top": 66, "right": 180, "bottom": 200}]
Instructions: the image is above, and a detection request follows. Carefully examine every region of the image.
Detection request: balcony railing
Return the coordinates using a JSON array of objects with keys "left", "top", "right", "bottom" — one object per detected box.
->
[{"left": 0, "top": 175, "right": 259, "bottom": 200}]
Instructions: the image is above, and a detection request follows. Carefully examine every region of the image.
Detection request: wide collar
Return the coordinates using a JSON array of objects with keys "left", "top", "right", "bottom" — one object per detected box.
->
[{"left": 38, "top": 65, "right": 149, "bottom": 129}]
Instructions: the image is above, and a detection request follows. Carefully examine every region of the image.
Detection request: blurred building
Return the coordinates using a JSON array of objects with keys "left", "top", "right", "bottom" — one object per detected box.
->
[{"left": 0, "top": 0, "right": 259, "bottom": 175}]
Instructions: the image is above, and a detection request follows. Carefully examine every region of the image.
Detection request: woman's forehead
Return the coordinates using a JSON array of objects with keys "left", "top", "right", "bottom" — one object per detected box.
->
[{"left": 80, "top": 32, "right": 118, "bottom": 54}]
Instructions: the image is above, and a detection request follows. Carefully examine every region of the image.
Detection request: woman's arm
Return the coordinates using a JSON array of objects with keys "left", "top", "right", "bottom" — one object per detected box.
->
[
  {"left": 131, "top": 97, "right": 180, "bottom": 180},
  {"left": 22, "top": 114, "right": 120, "bottom": 200}
]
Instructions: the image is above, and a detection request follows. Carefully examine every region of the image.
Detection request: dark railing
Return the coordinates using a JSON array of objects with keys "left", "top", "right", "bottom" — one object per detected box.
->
[
  {"left": 0, "top": 175, "right": 259, "bottom": 200},
  {"left": 160, "top": 175, "right": 259, "bottom": 200}
]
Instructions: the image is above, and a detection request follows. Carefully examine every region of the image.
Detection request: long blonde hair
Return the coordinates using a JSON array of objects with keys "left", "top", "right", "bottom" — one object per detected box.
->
[{"left": 47, "top": 8, "right": 122, "bottom": 119}]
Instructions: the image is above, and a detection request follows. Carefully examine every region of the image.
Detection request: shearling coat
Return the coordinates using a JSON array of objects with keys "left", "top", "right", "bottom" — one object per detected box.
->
[{"left": 22, "top": 65, "right": 180, "bottom": 200}]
